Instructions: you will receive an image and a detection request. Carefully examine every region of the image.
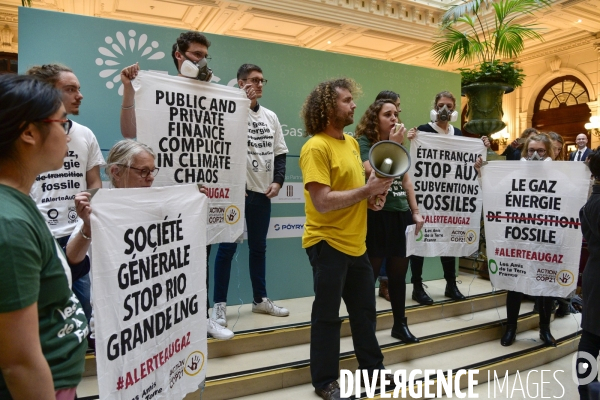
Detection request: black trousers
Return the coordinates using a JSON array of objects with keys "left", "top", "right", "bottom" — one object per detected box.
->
[
  {"left": 409, "top": 255, "right": 456, "bottom": 284},
  {"left": 306, "top": 241, "right": 385, "bottom": 390}
]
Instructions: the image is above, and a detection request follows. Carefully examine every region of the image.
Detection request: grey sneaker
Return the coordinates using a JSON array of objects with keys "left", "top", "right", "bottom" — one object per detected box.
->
[
  {"left": 211, "top": 302, "right": 227, "bottom": 327},
  {"left": 252, "top": 297, "right": 289, "bottom": 317},
  {"left": 207, "top": 318, "right": 234, "bottom": 340}
]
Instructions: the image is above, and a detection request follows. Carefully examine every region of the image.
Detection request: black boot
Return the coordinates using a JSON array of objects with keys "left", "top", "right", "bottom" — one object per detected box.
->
[
  {"left": 412, "top": 282, "right": 433, "bottom": 305},
  {"left": 539, "top": 324, "right": 557, "bottom": 347},
  {"left": 391, "top": 317, "right": 420, "bottom": 343},
  {"left": 555, "top": 299, "right": 570, "bottom": 318},
  {"left": 445, "top": 281, "right": 466, "bottom": 300},
  {"left": 501, "top": 323, "right": 517, "bottom": 346}
]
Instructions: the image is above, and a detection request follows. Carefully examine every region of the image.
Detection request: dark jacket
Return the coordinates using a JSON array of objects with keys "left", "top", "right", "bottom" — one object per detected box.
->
[
  {"left": 417, "top": 123, "right": 462, "bottom": 136},
  {"left": 570, "top": 148, "right": 591, "bottom": 161},
  {"left": 501, "top": 145, "right": 523, "bottom": 161},
  {"left": 581, "top": 184, "right": 600, "bottom": 335}
]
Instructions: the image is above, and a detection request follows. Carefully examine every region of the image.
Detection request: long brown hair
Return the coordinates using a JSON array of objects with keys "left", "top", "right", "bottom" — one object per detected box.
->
[{"left": 354, "top": 99, "right": 396, "bottom": 144}]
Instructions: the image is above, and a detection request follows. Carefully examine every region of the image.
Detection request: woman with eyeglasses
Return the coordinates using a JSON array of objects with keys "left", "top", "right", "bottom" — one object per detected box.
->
[
  {"left": 475, "top": 134, "right": 557, "bottom": 347},
  {"left": 66, "top": 140, "right": 235, "bottom": 344},
  {"left": 0, "top": 74, "right": 87, "bottom": 400}
]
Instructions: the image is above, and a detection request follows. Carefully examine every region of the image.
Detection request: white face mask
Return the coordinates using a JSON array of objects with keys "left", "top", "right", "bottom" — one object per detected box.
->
[
  {"left": 430, "top": 104, "right": 458, "bottom": 123},
  {"left": 179, "top": 58, "right": 211, "bottom": 81},
  {"left": 527, "top": 151, "right": 545, "bottom": 161}
]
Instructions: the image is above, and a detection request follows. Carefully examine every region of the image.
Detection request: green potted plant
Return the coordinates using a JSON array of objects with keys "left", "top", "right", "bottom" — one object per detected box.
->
[{"left": 431, "top": 0, "right": 551, "bottom": 135}]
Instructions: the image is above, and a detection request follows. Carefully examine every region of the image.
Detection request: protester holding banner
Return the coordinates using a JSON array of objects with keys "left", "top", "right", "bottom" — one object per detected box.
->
[
  {"left": 577, "top": 148, "right": 600, "bottom": 399},
  {"left": 0, "top": 74, "right": 88, "bottom": 400},
  {"left": 120, "top": 31, "right": 257, "bottom": 139},
  {"left": 121, "top": 31, "right": 214, "bottom": 138},
  {"left": 355, "top": 98, "right": 423, "bottom": 343},
  {"left": 66, "top": 140, "right": 234, "bottom": 341},
  {"left": 406, "top": 91, "right": 489, "bottom": 305},
  {"left": 475, "top": 134, "right": 557, "bottom": 347}
]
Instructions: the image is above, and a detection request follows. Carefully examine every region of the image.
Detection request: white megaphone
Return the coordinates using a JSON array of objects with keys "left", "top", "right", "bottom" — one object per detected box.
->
[{"left": 368, "top": 140, "right": 411, "bottom": 178}]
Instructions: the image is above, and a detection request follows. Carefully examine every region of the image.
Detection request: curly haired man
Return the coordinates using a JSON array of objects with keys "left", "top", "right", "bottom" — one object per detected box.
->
[{"left": 300, "top": 78, "right": 396, "bottom": 400}]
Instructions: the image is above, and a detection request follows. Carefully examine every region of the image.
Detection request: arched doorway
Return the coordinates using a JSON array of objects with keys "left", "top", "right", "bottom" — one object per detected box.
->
[{"left": 532, "top": 75, "right": 591, "bottom": 157}]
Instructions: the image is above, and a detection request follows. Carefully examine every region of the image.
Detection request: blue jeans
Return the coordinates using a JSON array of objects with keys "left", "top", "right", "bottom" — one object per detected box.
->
[
  {"left": 72, "top": 273, "right": 92, "bottom": 321},
  {"left": 213, "top": 190, "right": 270, "bottom": 304},
  {"left": 306, "top": 240, "right": 385, "bottom": 390}
]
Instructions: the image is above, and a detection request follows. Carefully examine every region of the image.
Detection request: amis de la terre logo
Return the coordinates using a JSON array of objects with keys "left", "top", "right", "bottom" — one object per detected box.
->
[{"left": 96, "top": 30, "right": 166, "bottom": 95}]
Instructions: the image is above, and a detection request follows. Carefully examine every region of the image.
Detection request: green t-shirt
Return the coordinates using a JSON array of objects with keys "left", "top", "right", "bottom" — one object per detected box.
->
[
  {"left": 0, "top": 184, "right": 88, "bottom": 396},
  {"left": 357, "top": 135, "right": 410, "bottom": 212}
]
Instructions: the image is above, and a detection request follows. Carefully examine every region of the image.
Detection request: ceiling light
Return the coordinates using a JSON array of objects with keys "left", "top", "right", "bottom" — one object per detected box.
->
[
  {"left": 327, "top": 40, "right": 332, "bottom": 44},
  {"left": 577, "top": 19, "right": 582, "bottom": 23}
]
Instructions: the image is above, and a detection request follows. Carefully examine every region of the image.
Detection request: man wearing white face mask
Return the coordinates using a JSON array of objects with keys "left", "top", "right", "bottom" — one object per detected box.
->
[{"left": 119, "top": 31, "right": 258, "bottom": 139}]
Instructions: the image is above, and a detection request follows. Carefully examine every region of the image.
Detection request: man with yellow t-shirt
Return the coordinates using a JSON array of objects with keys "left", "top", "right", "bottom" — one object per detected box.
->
[{"left": 299, "top": 78, "right": 396, "bottom": 400}]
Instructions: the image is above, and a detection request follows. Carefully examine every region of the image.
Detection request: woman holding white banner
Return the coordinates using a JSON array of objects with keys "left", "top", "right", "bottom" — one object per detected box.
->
[
  {"left": 355, "top": 98, "right": 424, "bottom": 343},
  {"left": 0, "top": 75, "right": 87, "bottom": 400},
  {"left": 475, "top": 134, "right": 557, "bottom": 347},
  {"left": 406, "top": 91, "right": 490, "bottom": 305},
  {"left": 66, "top": 139, "right": 234, "bottom": 341}
]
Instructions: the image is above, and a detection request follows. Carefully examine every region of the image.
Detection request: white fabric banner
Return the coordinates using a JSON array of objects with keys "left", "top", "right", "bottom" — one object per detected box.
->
[
  {"left": 481, "top": 161, "right": 589, "bottom": 297},
  {"left": 406, "top": 133, "right": 487, "bottom": 257},
  {"left": 91, "top": 185, "right": 207, "bottom": 400},
  {"left": 134, "top": 71, "right": 249, "bottom": 244}
]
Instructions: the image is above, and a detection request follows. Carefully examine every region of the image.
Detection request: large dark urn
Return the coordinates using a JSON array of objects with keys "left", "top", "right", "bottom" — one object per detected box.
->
[{"left": 462, "top": 82, "right": 513, "bottom": 136}]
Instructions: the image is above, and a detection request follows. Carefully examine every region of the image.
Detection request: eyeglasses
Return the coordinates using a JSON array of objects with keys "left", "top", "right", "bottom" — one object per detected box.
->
[
  {"left": 185, "top": 51, "right": 211, "bottom": 62},
  {"left": 527, "top": 149, "right": 547, "bottom": 156},
  {"left": 39, "top": 118, "right": 72, "bottom": 135},
  {"left": 120, "top": 165, "right": 160, "bottom": 178},
  {"left": 241, "top": 78, "right": 268, "bottom": 86}
]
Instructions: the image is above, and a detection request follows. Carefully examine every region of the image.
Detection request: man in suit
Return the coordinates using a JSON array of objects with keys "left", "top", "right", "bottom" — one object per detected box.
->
[{"left": 570, "top": 133, "right": 590, "bottom": 161}]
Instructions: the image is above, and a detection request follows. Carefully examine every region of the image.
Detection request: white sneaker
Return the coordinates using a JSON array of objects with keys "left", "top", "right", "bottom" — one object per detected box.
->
[
  {"left": 252, "top": 297, "right": 290, "bottom": 317},
  {"left": 207, "top": 318, "right": 234, "bottom": 340},
  {"left": 211, "top": 302, "right": 227, "bottom": 327}
]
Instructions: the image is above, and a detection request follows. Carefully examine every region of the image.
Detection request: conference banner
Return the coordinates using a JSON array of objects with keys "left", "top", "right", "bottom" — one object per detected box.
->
[
  {"left": 406, "top": 133, "right": 486, "bottom": 257},
  {"left": 134, "top": 71, "right": 249, "bottom": 244},
  {"left": 91, "top": 184, "right": 207, "bottom": 400},
  {"left": 481, "top": 161, "right": 589, "bottom": 297}
]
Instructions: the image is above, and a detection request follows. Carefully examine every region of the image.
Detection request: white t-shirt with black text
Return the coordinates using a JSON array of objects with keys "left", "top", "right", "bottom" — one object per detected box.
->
[
  {"left": 30, "top": 121, "right": 105, "bottom": 239},
  {"left": 245, "top": 105, "right": 289, "bottom": 193}
]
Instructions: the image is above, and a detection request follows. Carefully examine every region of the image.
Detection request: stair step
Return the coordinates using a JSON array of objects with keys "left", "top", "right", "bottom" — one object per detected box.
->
[
  {"left": 82, "top": 273, "right": 500, "bottom": 377},
  {"left": 230, "top": 313, "right": 581, "bottom": 399}
]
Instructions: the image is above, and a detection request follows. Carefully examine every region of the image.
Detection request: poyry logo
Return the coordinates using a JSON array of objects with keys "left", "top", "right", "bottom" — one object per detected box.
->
[{"left": 274, "top": 223, "right": 304, "bottom": 231}]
